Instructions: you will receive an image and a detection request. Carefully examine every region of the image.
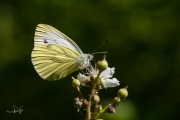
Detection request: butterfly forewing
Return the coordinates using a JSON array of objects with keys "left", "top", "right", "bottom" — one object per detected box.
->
[
  {"left": 31, "top": 44, "right": 82, "bottom": 81},
  {"left": 34, "top": 24, "right": 83, "bottom": 54}
]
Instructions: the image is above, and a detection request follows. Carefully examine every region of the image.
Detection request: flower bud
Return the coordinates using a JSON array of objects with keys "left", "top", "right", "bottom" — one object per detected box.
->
[
  {"left": 91, "top": 94, "right": 100, "bottom": 104},
  {"left": 117, "top": 86, "right": 128, "bottom": 100},
  {"left": 72, "top": 77, "right": 80, "bottom": 88},
  {"left": 114, "top": 97, "right": 121, "bottom": 103},
  {"left": 90, "top": 75, "right": 96, "bottom": 81},
  {"left": 97, "top": 105, "right": 102, "bottom": 112},
  {"left": 107, "top": 104, "right": 115, "bottom": 113},
  {"left": 74, "top": 97, "right": 83, "bottom": 112},
  {"left": 97, "top": 54, "right": 108, "bottom": 72},
  {"left": 74, "top": 97, "right": 83, "bottom": 110}
]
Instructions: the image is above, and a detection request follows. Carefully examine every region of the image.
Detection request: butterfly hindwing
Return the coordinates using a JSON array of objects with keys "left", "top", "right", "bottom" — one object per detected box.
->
[{"left": 31, "top": 44, "right": 82, "bottom": 81}]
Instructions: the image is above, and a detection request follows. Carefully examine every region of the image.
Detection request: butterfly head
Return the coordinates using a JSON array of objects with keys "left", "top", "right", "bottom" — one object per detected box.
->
[{"left": 78, "top": 54, "right": 93, "bottom": 70}]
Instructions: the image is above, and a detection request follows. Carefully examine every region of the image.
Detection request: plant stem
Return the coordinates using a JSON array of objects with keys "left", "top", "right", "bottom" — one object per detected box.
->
[
  {"left": 95, "top": 105, "right": 108, "bottom": 119},
  {"left": 76, "top": 86, "right": 84, "bottom": 99},
  {"left": 86, "top": 71, "right": 101, "bottom": 120}
]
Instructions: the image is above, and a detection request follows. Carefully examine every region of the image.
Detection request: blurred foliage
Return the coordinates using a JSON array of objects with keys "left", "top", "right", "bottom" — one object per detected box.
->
[{"left": 0, "top": 0, "right": 180, "bottom": 120}]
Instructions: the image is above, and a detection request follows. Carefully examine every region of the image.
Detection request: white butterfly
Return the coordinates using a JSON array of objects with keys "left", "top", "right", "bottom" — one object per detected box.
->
[{"left": 31, "top": 24, "right": 93, "bottom": 81}]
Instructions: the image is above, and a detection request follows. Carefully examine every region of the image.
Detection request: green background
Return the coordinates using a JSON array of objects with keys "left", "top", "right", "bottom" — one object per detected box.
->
[{"left": 0, "top": 0, "right": 179, "bottom": 120}]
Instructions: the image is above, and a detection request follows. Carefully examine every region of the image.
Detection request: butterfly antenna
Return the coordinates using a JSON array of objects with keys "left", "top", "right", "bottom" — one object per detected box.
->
[
  {"left": 92, "top": 52, "right": 107, "bottom": 55},
  {"left": 91, "top": 39, "right": 110, "bottom": 54}
]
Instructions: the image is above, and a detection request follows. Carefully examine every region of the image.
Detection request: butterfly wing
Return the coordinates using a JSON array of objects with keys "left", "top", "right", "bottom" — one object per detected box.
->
[
  {"left": 31, "top": 44, "right": 82, "bottom": 81},
  {"left": 34, "top": 24, "right": 83, "bottom": 54}
]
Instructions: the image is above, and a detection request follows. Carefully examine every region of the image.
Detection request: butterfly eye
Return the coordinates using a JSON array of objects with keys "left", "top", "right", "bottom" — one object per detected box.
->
[
  {"left": 87, "top": 55, "right": 91, "bottom": 59},
  {"left": 44, "top": 39, "right": 48, "bottom": 43}
]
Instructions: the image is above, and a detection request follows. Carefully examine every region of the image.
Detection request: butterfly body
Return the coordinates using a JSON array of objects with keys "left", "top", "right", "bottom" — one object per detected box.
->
[{"left": 31, "top": 24, "right": 93, "bottom": 81}]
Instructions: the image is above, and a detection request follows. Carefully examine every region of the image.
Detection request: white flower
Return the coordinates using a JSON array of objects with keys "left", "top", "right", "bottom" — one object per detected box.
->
[
  {"left": 77, "top": 67, "right": 120, "bottom": 88},
  {"left": 99, "top": 67, "right": 120, "bottom": 88},
  {"left": 93, "top": 67, "right": 120, "bottom": 88}
]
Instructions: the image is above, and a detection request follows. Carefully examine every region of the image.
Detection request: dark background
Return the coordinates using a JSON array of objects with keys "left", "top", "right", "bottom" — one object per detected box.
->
[{"left": 0, "top": 0, "right": 179, "bottom": 120}]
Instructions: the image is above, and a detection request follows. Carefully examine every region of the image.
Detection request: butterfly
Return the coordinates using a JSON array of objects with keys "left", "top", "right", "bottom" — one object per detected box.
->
[{"left": 31, "top": 24, "right": 93, "bottom": 81}]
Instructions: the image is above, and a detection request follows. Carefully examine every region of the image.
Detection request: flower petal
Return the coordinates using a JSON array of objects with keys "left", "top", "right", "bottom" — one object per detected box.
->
[
  {"left": 77, "top": 73, "right": 87, "bottom": 86},
  {"left": 101, "top": 78, "right": 120, "bottom": 88},
  {"left": 101, "top": 67, "right": 115, "bottom": 78}
]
